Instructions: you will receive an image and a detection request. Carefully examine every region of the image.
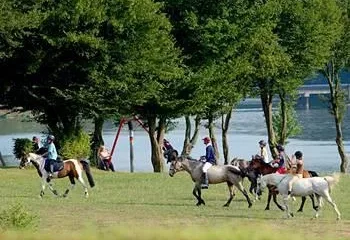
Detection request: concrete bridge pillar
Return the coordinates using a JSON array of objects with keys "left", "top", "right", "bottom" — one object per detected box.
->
[{"left": 304, "top": 92, "right": 310, "bottom": 110}]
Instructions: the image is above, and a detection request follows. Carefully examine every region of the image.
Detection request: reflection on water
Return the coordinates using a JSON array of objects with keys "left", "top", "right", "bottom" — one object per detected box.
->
[{"left": 0, "top": 106, "right": 349, "bottom": 173}]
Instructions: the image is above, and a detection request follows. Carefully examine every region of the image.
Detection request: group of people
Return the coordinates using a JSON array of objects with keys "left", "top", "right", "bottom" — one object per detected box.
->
[{"left": 185, "top": 136, "right": 304, "bottom": 193}]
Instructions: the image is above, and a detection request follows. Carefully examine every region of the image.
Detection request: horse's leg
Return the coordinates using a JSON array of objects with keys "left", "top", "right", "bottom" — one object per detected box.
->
[
  {"left": 265, "top": 190, "right": 272, "bottom": 210},
  {"left": 223, "top": 183, "right": 235, "bottom": 207},
  {"left": 43, "top": 176, "right": 60, "bottom": 197},
  {"left": 39, "top": 178, "right": 46, "bottom": 198},
  {"left": 234, "top": 181, "right": 252, "bottom": 208},
  {"left": 282, "top": 195, "right": 292, "bottom": 218},
  {"left": 313, "top": 195, "right": 322, "bottom": 219},
  {"left": 272, "top": 190, "right": 285, "bottom": 211},
  {"left": 76, "top": 174, "right": 89, "bottom": 198},
  {"left": 323, "top": 191, "right": 341, "bottom": 220},
  {"left": 249, "top": 181, "right": 259, "bottom": 201},
  {"left": 193, "top": 184, "right": 205, "bottom": 206},
  {"left": 63, "top": 175, "right": 76, "bottom": 198},
  {"left": 297, "top": 196, "right": 307, "bottom": 212}
]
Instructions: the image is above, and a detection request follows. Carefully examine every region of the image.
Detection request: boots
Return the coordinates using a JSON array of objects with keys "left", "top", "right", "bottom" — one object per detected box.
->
[
  {"left": 201, "top": 172, "right": 209, "bottom": 189},
  {"left": 49, "top": 163, "right": 54, "bottom": 178}
]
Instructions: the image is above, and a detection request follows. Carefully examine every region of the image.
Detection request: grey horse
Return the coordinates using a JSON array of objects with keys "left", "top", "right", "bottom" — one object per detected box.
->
[{"left": 169, "top": 156, "right": 253, "bottom": 208}]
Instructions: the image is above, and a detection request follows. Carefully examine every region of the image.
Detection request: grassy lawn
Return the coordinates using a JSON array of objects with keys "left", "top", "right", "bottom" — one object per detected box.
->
[{"left": 0, "top": 167, "right": 349, "bottom": 239}]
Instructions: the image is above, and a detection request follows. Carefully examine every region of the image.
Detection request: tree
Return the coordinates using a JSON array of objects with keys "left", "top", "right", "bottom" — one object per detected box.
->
[
  {"left": 0, "top": 0, "right": 185, "bottom": 171},
  {"left": 161, "top": 0, "right": 253, "bottom": 164},
  {"left": 245, "top": 0, "right": 342, "bottom": 157},
  {"left": 320, "top": 0, "right": 350, "bottom": 172}
]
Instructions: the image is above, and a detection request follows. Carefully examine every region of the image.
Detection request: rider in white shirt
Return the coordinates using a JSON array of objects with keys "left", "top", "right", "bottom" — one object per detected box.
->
[{"left": 258, "top": 140, "right": 269, "bottom": 163}]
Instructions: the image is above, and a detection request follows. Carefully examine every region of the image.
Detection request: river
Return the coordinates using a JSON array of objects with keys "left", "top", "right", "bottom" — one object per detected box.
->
[{"left": 0, "top": 102, "right": 349, "bottom": 173}]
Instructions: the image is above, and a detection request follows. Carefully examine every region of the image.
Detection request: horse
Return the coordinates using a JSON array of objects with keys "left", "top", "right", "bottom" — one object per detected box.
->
[
  {"left": 248, "top": 155, "right": 318, "bottom": 212},
  {"left": 169, "top": 156, "right": 252, "bottom": 208},
  {"left": 257, "top": 173, "right": 341, "bottom": 220},
  {"left": 20, "top": 153, "right": 95, "bottom": 198},
  {"left": 230, "top": 157, "right": 260, "bottom": 200}
]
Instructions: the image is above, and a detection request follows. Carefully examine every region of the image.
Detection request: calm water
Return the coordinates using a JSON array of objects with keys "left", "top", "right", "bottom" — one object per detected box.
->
[{"left": 0, "top": 105, "right": 349, "bottom": 173}]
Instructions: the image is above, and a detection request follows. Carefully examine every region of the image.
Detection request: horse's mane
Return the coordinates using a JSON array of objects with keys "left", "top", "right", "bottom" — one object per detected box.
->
[
  {"left": 178, "top": 155, "right": 200, "bottom": 162},
  {"left": 252, "top": 155, "right": 271, "bottom": 167}
]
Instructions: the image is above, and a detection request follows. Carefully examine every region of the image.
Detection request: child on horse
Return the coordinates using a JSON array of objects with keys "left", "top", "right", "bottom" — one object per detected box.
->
[
  {"left": 270, "top": 144, "right": 287, "bottom": 174},
  {"left": 42, "top": 135, "right": 58, "bottom": 178},
  {"left": 287, "top": 151, "right": 304, "bottom": 196}
]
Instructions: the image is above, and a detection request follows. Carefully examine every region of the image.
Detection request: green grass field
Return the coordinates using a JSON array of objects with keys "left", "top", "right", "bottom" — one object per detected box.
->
[{"left": 0, "top": 168, "right": 349, "bottom": 239}]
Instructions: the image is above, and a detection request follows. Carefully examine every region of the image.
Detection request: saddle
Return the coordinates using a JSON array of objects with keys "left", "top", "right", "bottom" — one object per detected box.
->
[{"left": 44, "top": 158, "right": 64, "bottom": 173}]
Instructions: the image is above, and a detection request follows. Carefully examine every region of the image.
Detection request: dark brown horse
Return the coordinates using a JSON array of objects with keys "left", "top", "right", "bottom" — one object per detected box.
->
[
  {"left": 248, "top": 155, "right": 318, "bottom": 212},
  {"left": 231, "top": 158, "right": 260, "bottom": 200},
  {"left": 20, "top": 153, "right": 95, "bottom": 198}
]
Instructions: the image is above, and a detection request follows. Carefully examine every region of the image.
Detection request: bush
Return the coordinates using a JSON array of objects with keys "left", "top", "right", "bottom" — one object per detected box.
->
[
  {"left": 60, "top": 130, "right": 90, "bottom": 160},
  {"left": 12, "top": 138, "right": 33, "bottom": 159},
  {"left": 0, "top": 204, "right": 38, "bottom": 230}
]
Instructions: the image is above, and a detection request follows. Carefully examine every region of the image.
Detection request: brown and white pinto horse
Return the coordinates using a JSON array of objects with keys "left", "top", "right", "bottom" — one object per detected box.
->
[{"left": 20, "top": 153, "right": 95, "bottom": 198}]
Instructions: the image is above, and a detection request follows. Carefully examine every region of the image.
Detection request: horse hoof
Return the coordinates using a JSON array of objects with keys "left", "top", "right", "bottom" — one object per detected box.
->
[
  {"left": 223, "top": 204, "right": 229, "bottom": 207},
  {"left": 264, "top": 207, "right": 270, "bottom": 211},
  {"left": 337, "top": 217, "right": 341, "bottom": 221},
  {"left": 297, "top": 209, "right": 303, "bottom": 213},
  {"left": 290, "top": 213, "right": 294, "bottom": 217},
  {"left": 248, "top": 203, "right": 253, "bottom": 208}
]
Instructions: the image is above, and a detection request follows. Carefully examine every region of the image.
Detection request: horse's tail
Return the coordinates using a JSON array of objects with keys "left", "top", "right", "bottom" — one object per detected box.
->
[
  {"left": 80, "top": 160, "right": 95, "bottom": 188},
  {"left": 308, "top": 170, "right": 319, "bottom": 177},
  {"left": 324, "top": 172, "right": 340, "bottom": 193}
]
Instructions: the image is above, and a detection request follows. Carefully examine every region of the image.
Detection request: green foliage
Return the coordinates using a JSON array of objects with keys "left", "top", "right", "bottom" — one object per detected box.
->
[
  {"left": 0, "top": 203, "right": 38, "bottom": 231},
  {"left": 60, "top": 131, "right": 90, "bottom": 160},
  {"left": 12, "top": 138, "right": 33, "bottom": 159},
  {"left": 273, "top": 102, "right": 302, "bottom": 144}
]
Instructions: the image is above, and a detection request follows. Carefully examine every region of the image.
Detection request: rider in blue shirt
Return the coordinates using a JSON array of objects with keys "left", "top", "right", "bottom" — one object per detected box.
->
[
  {"left": 42, "top": 135, "right": 58, "bottom": 178},
  {"left": 201, "top": 137, "right": 216, "bottom": 189}
]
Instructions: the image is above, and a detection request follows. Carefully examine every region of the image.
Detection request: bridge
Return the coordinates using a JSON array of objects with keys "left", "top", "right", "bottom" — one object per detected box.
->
[{"left": 298, "top": 84, "right": 350, "bottom": 109}]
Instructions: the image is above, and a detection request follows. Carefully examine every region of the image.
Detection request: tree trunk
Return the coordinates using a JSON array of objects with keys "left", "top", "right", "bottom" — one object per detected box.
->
[
  {"left": 0, "top": 151, "right": 6, "bottom": 167},
  {"left": 260, "top": 91, "right": 277, "bottom": 159},
  {"left": 91, "top": 116, "right": 104, "bottom": 167},
  {"left": 279, "top": 91, "right": 288, "bottom": 145},
  {"left": 181, "top": 115, "right": 200, "bottom": 156},
  {"left": 324, "top": 60, "right": 348, "bottom": 173},
  {"left": 147, "top": 115, "right": 164, "bottom": 172},
  {"left": 208, "top": 113, "right": 219, "bottom": 164},
  {"left": 222, "top": 108, "right": 232, "bottom": 165}
]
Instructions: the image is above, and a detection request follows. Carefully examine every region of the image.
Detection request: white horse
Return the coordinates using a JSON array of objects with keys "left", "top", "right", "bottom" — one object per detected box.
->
[
  {"left": 20, "top": 153, "right": 95, "bottom": 198},
  {"left": 257, "top": 173, "right": 341, "bottom": 220}
]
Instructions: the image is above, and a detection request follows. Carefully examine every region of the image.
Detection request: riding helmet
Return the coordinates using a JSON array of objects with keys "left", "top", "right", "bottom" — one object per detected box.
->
[
  {"left": 202, "top": 137, "right": 211, "bottom": 142},
  {"left": 258, "top": 140, "right": 267, "bottom": 146},
  {"left": 47, "top": 135, "right": 55, "bottom": 141},
  {"left": 276, "top": 144, "right": 284, "bottom": 152},
  {"left": 295, "top": 151, "right": 303, "bottom": 159}
]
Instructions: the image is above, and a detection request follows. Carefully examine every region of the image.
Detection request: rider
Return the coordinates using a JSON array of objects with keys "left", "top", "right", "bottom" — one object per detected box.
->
[
  {"left": 162, "top": 138, "right": 174, "bottom": 158},
  {"left": 258, "top": 140, "right": 269, "bottom": 163},
  {"left": 287, "top": 151, "right": 304, "bottom": 196},
  {"left": 42, "top": 135, "right": 58, "bottom": 178},
  {"left": 201, "top": 136, "right": 216, "bottom": 189},
  {"left": 32, "top": 136, "right": 42, "bottom": 153},
  {"left": 270, "top": 144, "right": 287, "bottom": 174}
]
